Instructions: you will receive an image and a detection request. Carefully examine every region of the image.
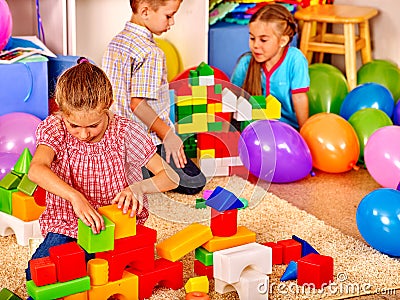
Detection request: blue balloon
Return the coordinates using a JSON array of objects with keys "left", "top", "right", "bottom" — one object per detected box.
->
[
  {"left": 356, "top": 188, "right": 400, "bottom": 257},
  {"left": 340, "top": 83, "right": 394, "bottom": 120}
]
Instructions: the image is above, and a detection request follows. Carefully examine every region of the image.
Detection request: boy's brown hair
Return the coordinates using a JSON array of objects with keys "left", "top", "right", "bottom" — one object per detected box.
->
[{"left": 129, "top": 0, "right": 179, "bottom": 13}]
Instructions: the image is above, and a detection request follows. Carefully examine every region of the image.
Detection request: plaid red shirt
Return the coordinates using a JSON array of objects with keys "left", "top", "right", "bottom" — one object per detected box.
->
[{"left": 36, "top": 114, "right": 156, "bottom": 238}]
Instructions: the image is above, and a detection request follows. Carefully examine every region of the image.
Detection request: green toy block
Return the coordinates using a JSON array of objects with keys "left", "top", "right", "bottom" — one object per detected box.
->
[
  {"left": 214, "top": 83, "right": 222, "bottom": 94},
  {"left": 195, "top": 198, "right": 207, "bottom": 209},
  {"left": 193, "top": 104, "right": 207, "bottom": 113},
  {"left": 177, "top": 104, "right": 193, "bottom": 115},
  {"left": 249, "top": 95, "right": 266, "bottom": 109},
  {"left": 240, "top": 120, "right": 254, "bottom": 132},
  {"left": 13, "top": 148, "right": 33, "bottom": 174},
  {"left": 0, "top": 187, "right": 17, "bottom": 214},
  {"left": 177, "top": 114, "right": 193, "bottom": 124},
  {"left": 0, "top": 288, "right": 22, "bottom": 299},
  {"left": 189, "top": 70, "right": 199, "bottom": 86},
  {"left": 195, "top": 246, "right": 214, "bottom": 266},
  {"left": 238, "top": 198, "right": 248, "bottom": 210},
  {"left": 196, "top": 61, "right": 214, "bottom": 76},
  {"left": 17, "top": 174, "right": 37, "bottom": 196},
  {"left": 207, "top": 122, "right": 223, "bottom": 132},
  {"left": 77, "top": 215, "right": 115, "bottom": 253},
  {"left": 0, "top": 173, "right": 21, "bottom": 190},
  {"left": 11, "top": 170, "right": 24, "bottom": 179},
  {"left": 26, "top": 276, "right": 90, "bottom": 300}
]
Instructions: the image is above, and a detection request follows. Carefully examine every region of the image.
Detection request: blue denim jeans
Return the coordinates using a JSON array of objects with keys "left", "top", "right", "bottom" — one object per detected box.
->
[{"left": 25, "top": 232, "right": 94, "bottom": 281}]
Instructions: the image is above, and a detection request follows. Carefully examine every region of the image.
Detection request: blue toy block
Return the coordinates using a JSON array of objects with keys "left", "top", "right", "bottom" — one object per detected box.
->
[
  {"left": 280, "top": 261, "right": 298, "bottom": 281},
  {"left": 205, "top": 186, "right": 244, "bottom": 212},
  {"left": 292, "top": 235, "right": 319, "bottom": 257}
]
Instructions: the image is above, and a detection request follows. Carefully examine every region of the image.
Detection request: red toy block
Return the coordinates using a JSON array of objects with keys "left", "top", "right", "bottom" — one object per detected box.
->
[
  {"left": 49, "top": 242, "right": 86, "bottom": 283},
  {"left": 194, "top": 260, "right": 213, "bottom": 279},
  {"left": 262, "top": 242, "right": 283, "bottom": 265},
  {"left": 113, "top": 224, "right": 157, "bottom": 252},
  {"left": 29, "top": 256, "right": 57, "bottom": 287},
  {"left": 277, "top": 239, "right": 302, "bottom": 264},
  {"left": 215, "top": 111, "right": 231, "bottom": 122},
  {"left": 174, "top": 81, "right": 192, "bottom": 96},
  {"left": 96, "top": 244, "right": 154, "bottom": 282},
  {"left": 127, "top": 258, "right": 183, "bottom": 300},
  {"left": 32, "top": 185, "right": 46, "bottom": 207},
  {"left": 297, "top": 253, "right": 334, "bottom": 289},
  {"left": 210, "top": 208, "right": 237, "bottom": 237},
  {"left": 206, "top": 85, "right": 222, "bottom": 104},
  {"left": 197, "top": 133, "right": 215, "bottom": 150}
]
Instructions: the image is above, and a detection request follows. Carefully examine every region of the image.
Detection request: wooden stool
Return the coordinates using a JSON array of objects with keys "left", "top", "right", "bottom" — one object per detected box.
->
[{"left": 294, "top": 4, "right": 378, "bottom": 90}]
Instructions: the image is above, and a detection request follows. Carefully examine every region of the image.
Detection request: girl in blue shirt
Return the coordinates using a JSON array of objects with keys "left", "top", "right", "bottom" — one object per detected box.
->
[{"left": 231, "top": 4, "right": 309, "bottom": 129}]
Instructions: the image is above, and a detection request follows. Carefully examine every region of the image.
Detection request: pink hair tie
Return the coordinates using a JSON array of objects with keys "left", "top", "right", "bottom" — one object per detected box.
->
[{"left": 77, "top": 57, "right": 90, "bottom": 64}]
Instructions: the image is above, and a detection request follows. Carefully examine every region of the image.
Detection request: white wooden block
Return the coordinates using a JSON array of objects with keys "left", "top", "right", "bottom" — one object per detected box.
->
[
  {"left": 215, "top": 269, "right": 269, "bottom": 300},
  {"left": 222, "top": 87, "right": 237, "bottom": 112},
  {"left": 199, "top": 158, "right": 217, "bottom": 178},
  {"left": 0, "top": 211, "right": 42, "bottom": 246},
  {"left": 199, "top": 75, "right": 215, "bottom": 86},
  {"left": 234, "top": 96, "right": 252, "bottom": 121},
  {"left": 213, "top": 242, "right": 272, "bottom": 284}
]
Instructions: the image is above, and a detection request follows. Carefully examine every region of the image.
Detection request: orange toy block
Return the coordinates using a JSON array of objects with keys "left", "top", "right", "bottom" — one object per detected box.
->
[
  {"left": 62, "top": 291, "right": 88, "bottom": 300},
  {"left": 87, "top": 271, "right": 138, "bottom": 300},
  {"left": 156, "top": 223, "right": 213, "bottom": 262},
  {"left": 202, "top": 226, "right": 256, "bottom": 252},
  {"left": 12, "top": 191, "right": 45, "bottom": 221},
  {"left": 87, "top": 258, "right": 109, "bottom": 286},
  {"left": 98, "top": 204, "right": 136, "bottom": 239}
]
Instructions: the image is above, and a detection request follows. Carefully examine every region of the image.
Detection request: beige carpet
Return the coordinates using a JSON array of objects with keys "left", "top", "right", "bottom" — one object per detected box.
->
[{"left": 1, "top": 176, "right": 400, "bottom": 299}]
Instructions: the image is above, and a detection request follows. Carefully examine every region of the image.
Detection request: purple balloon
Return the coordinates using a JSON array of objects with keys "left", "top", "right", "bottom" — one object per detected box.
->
[
  {"left": 0, "top": 112, "right": 41, "bottom": 155},
  {"left": 393, "top": 100, "right": 400, "bottom": 125},
  {"left": 0, "top": 152, "right": 19, "bottom": 180},
  {"left": 239, "top": 120, "right": 312, "bottom": 183},
  {"left": 0, "top": 0, "right": 12, "bottom": 51}
]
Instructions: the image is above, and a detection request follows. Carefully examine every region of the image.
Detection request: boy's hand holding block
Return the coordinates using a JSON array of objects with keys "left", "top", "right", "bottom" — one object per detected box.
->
[{"left": 98, "top": 204, "right": 137, "bottom": 239}]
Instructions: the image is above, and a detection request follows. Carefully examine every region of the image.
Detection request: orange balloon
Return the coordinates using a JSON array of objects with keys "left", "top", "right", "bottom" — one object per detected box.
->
[{"left": 300, "top": 113, "right": 360, "bottom": 173}]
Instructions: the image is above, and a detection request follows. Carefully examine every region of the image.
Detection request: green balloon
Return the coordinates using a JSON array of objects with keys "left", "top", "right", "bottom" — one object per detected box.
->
[
  {"left": 348, "top": 108, "right": 393, "bottom": 163},
  {"left": 308, "top": 63, "right": 349, "bottom": 116},
  {"left": 357, "top": 60, "right": 400, "bottom": 102}
]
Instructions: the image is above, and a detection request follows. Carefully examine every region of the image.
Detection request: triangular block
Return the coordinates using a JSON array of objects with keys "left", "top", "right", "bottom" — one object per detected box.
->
[
  {"left": 13, "top": 148, "right": 33, "bottom": 174},
  {"left": 206, "top": 186, "right": 243, "bottom": 212},
  {"left": 292, "top": 235, "right": 319, "bottom": 257},
  {"left": 280, "top": 261, "right": 298, "bottom": 281}
]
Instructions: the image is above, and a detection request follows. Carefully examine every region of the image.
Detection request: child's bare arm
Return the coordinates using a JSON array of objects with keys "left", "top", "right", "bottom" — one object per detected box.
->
[
  {"left": 292, "top": 92, "right": 309, "bottom": 129},
  {"left": 130, "top": 97, "right": 187, "bottom": 168},
  {"left": 28, "top": 144, "right": 105, "bottom": 234},
  {"left": 112, "top": 153, "right": 179, "bottom": 217}
]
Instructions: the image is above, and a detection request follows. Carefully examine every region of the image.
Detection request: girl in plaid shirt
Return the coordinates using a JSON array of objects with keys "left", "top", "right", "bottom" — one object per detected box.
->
[{"left": 25, "top": 57, "right": 178, "bottom": 280}]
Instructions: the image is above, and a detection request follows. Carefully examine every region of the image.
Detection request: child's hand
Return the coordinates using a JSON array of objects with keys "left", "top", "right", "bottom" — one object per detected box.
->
[
  {"left": 112, "top": 183, "right": 144, "bottom": 217},
  {"left": 70, "top": 194, "right": 105, "bottom": 234},
  {"left": 163, "top": 130, "right": 187, "bottom": 168}
]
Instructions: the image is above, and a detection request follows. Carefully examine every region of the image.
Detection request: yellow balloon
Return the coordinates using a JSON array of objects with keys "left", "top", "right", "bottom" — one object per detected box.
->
[
  {"left": 300, "top": 113, "right": 360, "bottom": 173},
  {"left": 155, "top": 38, "right": 183, "bottom": 82}
]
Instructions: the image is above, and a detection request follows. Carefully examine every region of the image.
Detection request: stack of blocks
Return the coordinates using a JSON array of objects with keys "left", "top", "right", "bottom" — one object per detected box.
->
[
  {"left": 0, "top": 148, "right": 45, "bottom": 246},
  {"left": 169, "top": 61, "right": 281, "bottom": 179},
  {"left": 156, "top": 186, "right": 274, "bottom": 300},
  {"left": 26, "top": 204, "right": 184, "bottom": 299}
]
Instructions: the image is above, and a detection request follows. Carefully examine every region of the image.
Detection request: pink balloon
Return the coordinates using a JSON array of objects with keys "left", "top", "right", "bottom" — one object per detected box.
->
[
  {"left": 0, "top": 0, "right": 12, "bottom": 51},
  {"left": 0, "top": 152, "right": 19, "bottom": 180},
  {"left": 0, "top": 112, "right": 41, "bottom": 155},
  {"left": 364, "top": 126, "right": 400, "bottom": 188}
]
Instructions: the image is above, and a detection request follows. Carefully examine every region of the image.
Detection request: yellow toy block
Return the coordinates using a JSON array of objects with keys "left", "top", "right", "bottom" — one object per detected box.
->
[
  {"left": 202, "top": 226, "right": 256, "bottom": 252},
  {"left": 87, "top": 258, "right": 109, "bottom": 286},
  {"left": 184, "top": 276, "right": 209, "bottom": 294},
  {"left": 252, "top": 108, "right": 267, "bottom": 120},
  {"left": 98, "top": 204, "right": 136, "bottom": 239},
  {"left": 191, "top": 85, "right": 207, "bottom": 98},
  {"left": 88, "top": 271, "right": 138, "bottom": 300},
  {"left": 193, "top": 113, "right": 208, "bottom": 132},
  {"left": 176, "top": 95, "right": 192, "bottom": 106},
  {"left": 265, "top": 94, "right": 281, "bottom": 119},
  {"left": 207, "top": 103, "right": 215, "bottom": 114},
  {"left": 214, "top": 103, "right": 222, "bottom": 113},
  {"left": 177, "top": 123, "right": 196, "bottom": 135},
  {"left": 192, "top": 97, "right": 207, "bottom": 106},
  {"left": 207, "top": 113, "right": 215, "bottom": 123},
  {"left": 12, "top": 191, "right": 45, "bottom": 222},
  {"left": 197, "top": 149, "right": 215, "bottom": 160},
  {"left": 62, "top": 291, "right": 88, "bottom": 300},
  {"left": 156, "top": 223, "right": 213, "bottom": 262}
]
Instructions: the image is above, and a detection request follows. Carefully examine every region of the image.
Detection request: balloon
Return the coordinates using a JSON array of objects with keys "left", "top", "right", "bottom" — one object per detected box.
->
[
  {"left": 155, "top": 38, "right": 183, "bottom": 82},
  {"left": 300, "top": 113, "right": 359, "bottom": 173},
  {"left": 392, "top": 100, "right": 400, "bottom": 125},
  {"left": 0, "top": 112, "right": 41, "bottom": 155},
  {"left": 238, "top": 120, "right": 312, "bottom": 183},
  {"left": 307, "top": 63, "right": 349, "bottom": 116},
  {"left": 357, "top": 59, "right": 400, "bottom": 102},
  {"left": 348, "top": 108, "right": 392, "bottom": 163},
  {"left": 339, "top": 83, "right": 394, "bottom": 120},
  {"left": 364, "top": 126, "right": 400, "bottom": 188},
  {"left": 0, "top": 0, "right": 12, "bottom": 51},
  {"left": 0, "top": 152, "right": 19, "bottom": 181},
  {"left": 356, "top": 188, "right": 400, "bottom": 257},
  {"left": 238, "top": 120, "right": 276, "bottom": 182}
]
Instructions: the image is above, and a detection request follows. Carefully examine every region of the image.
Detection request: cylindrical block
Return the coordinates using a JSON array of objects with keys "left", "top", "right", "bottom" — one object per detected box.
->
[
  {"left": 87, "top": 258, "right": 109, "bottom": 286},
  {"left": 186, "top": 292, "right": 210, "bottom": 300},
  {"left": 210, "top": 208, "right": 238, "bottom": 237}
]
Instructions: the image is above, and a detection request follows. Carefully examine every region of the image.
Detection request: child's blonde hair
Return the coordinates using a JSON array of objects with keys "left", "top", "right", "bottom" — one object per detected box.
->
[
  {"left": 55, "top": 58, "right": 113, "bottom": 116},
  {"left": 129, "top": 0, "right": 181, "bottom": 13},
  {"left": 242, "top": 4, "right": 297, "bottom": 96}
]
